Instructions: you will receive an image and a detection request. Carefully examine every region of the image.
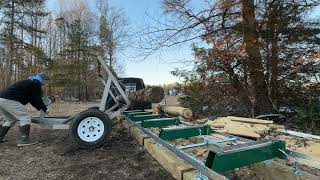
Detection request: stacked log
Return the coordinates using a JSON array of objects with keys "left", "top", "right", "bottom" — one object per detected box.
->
[{"left": 160, "top": 105, "right": 193, "bottom": 119}]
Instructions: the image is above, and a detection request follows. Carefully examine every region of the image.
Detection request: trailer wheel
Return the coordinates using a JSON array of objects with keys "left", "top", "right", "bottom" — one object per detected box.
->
[
  {"left": 70, "top": 109, "right": 111, "bottom": 148},
  {"left": 87, "top": 106, "right": 99, "bottom": 111}
]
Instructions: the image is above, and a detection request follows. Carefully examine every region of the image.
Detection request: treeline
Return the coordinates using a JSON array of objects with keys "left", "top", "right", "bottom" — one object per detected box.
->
[
  {"left": 0, "top": 0, "right": 127, "bottom": 100},
  {"left": 142, "top": 0, "right": 320, "bottom": 131}
]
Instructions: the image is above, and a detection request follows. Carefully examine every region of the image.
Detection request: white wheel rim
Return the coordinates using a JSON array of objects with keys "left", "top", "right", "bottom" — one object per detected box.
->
[{"left": 77, "top": 117, "right": 105, "bottom": 142}]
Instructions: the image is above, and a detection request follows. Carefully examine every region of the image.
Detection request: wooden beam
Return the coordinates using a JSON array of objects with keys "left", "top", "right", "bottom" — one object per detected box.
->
[{"left": 227, "top": 116, "right": 273, "bottom": 124}]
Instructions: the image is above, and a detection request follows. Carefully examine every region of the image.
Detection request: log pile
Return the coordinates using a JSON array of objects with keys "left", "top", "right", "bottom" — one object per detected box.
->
[{"left": 119, "top": 86, "right": 164, "bottom": 103}]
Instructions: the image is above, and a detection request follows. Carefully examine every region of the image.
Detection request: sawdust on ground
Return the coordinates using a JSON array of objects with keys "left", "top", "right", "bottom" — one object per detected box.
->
[
  {"left": 0, "top": 102, "right": 174, "bottom": 180},
  {"left": 275, "top": 134, "right": 320, "bottom": 161}
]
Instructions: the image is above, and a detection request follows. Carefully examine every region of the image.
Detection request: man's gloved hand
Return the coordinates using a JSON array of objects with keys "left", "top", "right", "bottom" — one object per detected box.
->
[
  {"left": 45, "top": 109, "right": 50, "bottom": 114},
  {"left": 42, "top": 97, "right": 52, "bottom": 106},
  {"left": 40, "top": 108, "right": 50, "bottom": 118},
  {"left": 40, "top": 110, "right": 46, "bottom": 119}
]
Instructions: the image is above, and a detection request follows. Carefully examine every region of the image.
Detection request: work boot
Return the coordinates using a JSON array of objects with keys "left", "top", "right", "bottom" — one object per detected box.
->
[
  {"left": 0, "top": 125, "right": 10, "bottom": 143},
  {"left": 17, "top": 125, "right": 36, "bottom": 147}
]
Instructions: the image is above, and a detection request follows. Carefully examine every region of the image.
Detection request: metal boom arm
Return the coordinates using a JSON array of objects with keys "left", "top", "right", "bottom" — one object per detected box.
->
[{"left": 97, "top": 55, "right": 131, "bottom": 119}]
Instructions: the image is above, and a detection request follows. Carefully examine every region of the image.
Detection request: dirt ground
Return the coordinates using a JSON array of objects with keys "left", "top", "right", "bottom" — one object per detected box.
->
[
  {"left": 2, "top": 97, "right": 319, "bottom": 179},
  {"left": 0, "top": 102, "right": 174, "bottom": 180}
]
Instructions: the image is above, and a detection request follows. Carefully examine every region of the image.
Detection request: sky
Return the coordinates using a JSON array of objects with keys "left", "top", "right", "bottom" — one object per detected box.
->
[
  {"left": 47, "top": 0, "right": 195, "bottom": 85},
  {"left": 47, "top": 0, "right": 320, "bottom": 85}
]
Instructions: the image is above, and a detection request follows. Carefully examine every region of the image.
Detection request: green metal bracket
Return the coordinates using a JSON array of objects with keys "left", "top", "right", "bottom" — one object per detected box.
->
[
  {"left": 159, "top": 125, "right": 213, "bottom": 141},
  {"left": 131, "top": 114, "right": 162, "bottom": 122},
  {"left": 123, "top": 110, "right": 144, "bottom": 115},
  {"left": 142, "top": 118, "right": 181, "bottom": 128},
  {"left": 205, "top": 140, "right": 286, "bottom": 173},
  {"left": 127, "top": 112, "right": 152, "bottom": 118}
]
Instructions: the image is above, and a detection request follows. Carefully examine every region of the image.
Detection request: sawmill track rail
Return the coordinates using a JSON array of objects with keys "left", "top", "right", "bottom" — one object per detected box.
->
[{"left": 122, "top": 110, "right": 291, "bottom": 179}]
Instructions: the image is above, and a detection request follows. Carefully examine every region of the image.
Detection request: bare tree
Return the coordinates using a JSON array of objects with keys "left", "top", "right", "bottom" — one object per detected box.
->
[{"left": 96, "top": 0, "right": 128, "bottom": 73}]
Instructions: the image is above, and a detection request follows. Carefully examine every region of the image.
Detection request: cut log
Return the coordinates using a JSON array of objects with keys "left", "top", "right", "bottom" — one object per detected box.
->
[
  {"left": 227, "top": 116, "right": 273, "bottom": 124},
  {"left": 119, "top": 86, "right": 164, "bottom": 103},
  {"left": 161, "top": 105, "right": 193, "bottom": 119}
]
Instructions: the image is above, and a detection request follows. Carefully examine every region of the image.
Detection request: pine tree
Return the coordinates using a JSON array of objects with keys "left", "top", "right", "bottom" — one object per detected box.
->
[
  {"left": 0, "top": 0, "right": 48, "bottom": 85},
  {"left": 96, "top": 0, "right": 128, "bottom": 74}
]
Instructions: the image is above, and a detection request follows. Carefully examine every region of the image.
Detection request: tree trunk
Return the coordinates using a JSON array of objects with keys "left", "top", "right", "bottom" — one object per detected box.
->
[
  {"left": 224, "top": 64, "right": 253, "bottom": 115},
  {"left": 109, "top": 50, "right": 112, "bottom": 70},
  {"left": 241, "top": 0, "right": 272, "bottom": 115},
  {"left": 19, "top": 13, "right": 24, "bottom": 80},
  {"left": 6, "top": 0, "right": 15, "bottom": 86},
  {"left": 77, "top": 51, "right": 82, "bottom": 101},
  {"left": 269, "top": 20, "right": 279, "bottom": 109}
]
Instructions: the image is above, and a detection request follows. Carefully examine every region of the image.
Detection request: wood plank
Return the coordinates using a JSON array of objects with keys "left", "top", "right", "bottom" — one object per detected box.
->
[
  {"left": 182, "top": 170, "right": 202, "bottom": 180},
  {"left": 227, "top": 116, "right": 273, "bottom": 124},
  {"left": 144, "top": 138, "right": 195, "bottom": 180},
  {"left": 207, "top": 119, "right": 261, "bottom": 139},
  {"left": 129, "top": 126, "right": 150, "bottom": 145}
]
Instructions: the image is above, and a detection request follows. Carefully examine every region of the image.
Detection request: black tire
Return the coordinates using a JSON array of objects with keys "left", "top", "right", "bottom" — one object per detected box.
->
[
  {"left": 70, "top": 109, "right": 111, "bottom": 148},
  {"left": 87, "top": 106, "right": 99, "bottom": 111}
]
